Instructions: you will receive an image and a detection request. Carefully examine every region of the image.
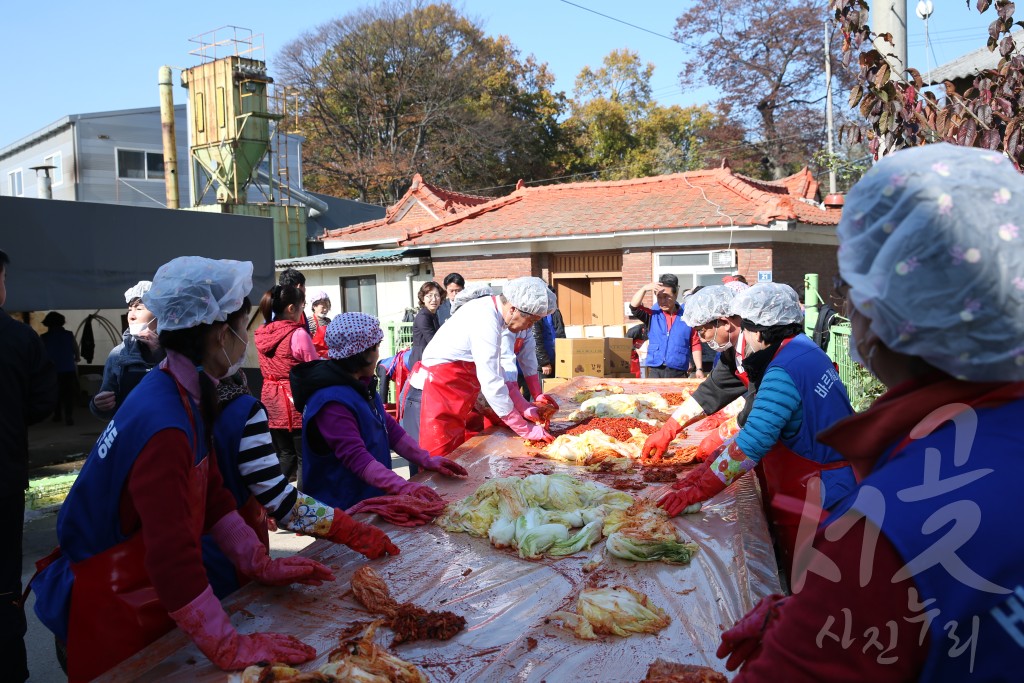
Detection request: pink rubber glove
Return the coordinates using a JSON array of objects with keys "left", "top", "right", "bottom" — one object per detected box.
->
[
  {"left": 209, "top": 512, "right": 335, "bottom": 586},
  {"left": 523, "top": 374, "right": 544, "bottom": 401},
  {"left": 505, "top": 380, "right": 534, "bottom": 417},
  {"left": 393, "top": 434, "right": 468, "bottom": 478},
  {"left": 169, "top": 585, "right": 316, "bottom": 670},
  {"left": 359, "top": 457, "right": 417, "bottom": 493},
  {"left": 502, "top": 409, "right": 554, "bottom": 443}
]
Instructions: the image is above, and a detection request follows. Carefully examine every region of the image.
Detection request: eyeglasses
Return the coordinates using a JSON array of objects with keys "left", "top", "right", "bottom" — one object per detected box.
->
[
  {"left": 424, "top": 294, "right": 442, "bottom": 301},
  {"left": 513, "top": 308, "right": 542, "bottom": 325},
  {"left": 696, "top": 320, "right": 721, "bottom": 341}
]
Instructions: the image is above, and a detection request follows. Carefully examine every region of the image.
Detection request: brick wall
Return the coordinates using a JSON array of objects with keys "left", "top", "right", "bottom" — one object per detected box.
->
[
  {"left": 430, "top": 254, "right": 535, "bottom": 282},
  {"left": 622, "top": 249, "right": 653, "bottom": 306},
  {"left": 770, "top": 243, "right": 839, "bottom": 302}
]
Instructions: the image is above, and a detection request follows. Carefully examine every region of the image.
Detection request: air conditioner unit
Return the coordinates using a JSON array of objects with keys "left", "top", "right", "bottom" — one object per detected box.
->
[{"left": 710, "top": 249, "right": 736, "bottom": 269}]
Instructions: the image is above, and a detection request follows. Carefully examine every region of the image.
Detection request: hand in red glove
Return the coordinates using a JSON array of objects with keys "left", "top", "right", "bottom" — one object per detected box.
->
[
  {"left": 641, "top": 418, "right": 682, "bottom": 462},
  {"left": 210, "top": 512, "right": 335, "bottom": 587},
  {"left": 252, "top": 555, "right": 335, "bottom": 587},
  {"left": 170, "top": 586, "right": 317, "bottom": 671},
  {"left": 326, "top": 510, "right": 400, "bottom": 559},
  {"left": 424, "top": 455, "right": 469, "bottom": 478},
  {"left": 659, "top": 459, "right": 725, "bottom": 516},
  {"left": 397, "top": 480, "right": 445, "bottom": 505},
  {"left": 716, "top": 593, "right": 788, "bottom": 671},
  {"left": 534, "top": 393, "right": 559, "bottom": 411}
]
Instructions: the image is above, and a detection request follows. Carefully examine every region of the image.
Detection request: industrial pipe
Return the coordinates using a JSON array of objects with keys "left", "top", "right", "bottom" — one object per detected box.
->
[{"left": 158, "top": 66, "right": 180, "bottom": 209}]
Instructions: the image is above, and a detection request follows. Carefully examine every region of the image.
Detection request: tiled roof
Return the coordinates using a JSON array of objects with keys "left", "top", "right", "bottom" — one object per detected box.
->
[
  {"left": 276, "top": 248, "right": 420, "bottom": 269},
  {"left": 321, "top": 173, "right": 492, "bottom": 245},
  {"left": 397, "top": 167, "right": 839, "bottom": 246}
]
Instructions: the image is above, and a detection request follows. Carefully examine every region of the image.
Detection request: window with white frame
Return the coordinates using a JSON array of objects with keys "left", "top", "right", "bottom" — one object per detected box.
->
[
  {"left": 654, "top": 250, "right": 738, "bottom": 292},
  {"left": 7, "top": 169, "right": 23, "bottom": 196},
  {"left": 43, "top": 152, "right": 63, "bottom": 186},
  {"left": 116, "top": 149, "right": 164, "bottom": 180}
]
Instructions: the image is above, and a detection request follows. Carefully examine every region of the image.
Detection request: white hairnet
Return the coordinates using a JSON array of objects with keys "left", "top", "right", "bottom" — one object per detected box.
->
[
  {"left": 124, "top": 280, "right": 152, "bottom": 304},
  {"left": 838, "top": 143, "right": 1024, "bottom": 381},
  {"left": 503, "top": 277, "right": 552, "bottom": 316},
  {"left": 681, "top": 285, "right": 737, "bottom": 327},
  {"left": 732, "top": 283, "right": 803, "bottom": 327},
  {"left": 145, "top": 256, "right": 253, "bottom": 333},
  {"left": 544, "top": 288, "right": 558, "bottom": 316},
  {"left": 451, "top": 284, "right": 495, "bottom": 314}
]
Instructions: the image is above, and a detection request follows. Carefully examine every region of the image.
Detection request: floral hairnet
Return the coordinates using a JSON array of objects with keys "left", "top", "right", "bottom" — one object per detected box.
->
[
  {"left": 145, "top": 257, "right": 252, "bottom": 333},
  {"left": 838, "top": 143, "right": 1024, "bottom": 381},
  {"left": 681, "top": 285, "right": 737, "bottom": 327},
  {"left": 732, "top": 283, "right": 803, "bottom": 326},
  {"left": 503, "top": 277, "right": 552, "bottom": 316},
  {"left": 325, "top": 312, "right": 383, "bottom": 359}
]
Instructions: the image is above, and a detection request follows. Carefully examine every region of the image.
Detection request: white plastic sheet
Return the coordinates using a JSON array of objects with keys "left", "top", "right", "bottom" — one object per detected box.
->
[{"left": 99, "top": 377, "right": 781, "bottom": 682}]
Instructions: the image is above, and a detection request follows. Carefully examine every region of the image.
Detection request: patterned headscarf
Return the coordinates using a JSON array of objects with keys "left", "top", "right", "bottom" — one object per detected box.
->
[
  {"left": 325, "top": 312, "right": 383, "bottom": 359},
  {"left": 838, "top": 143, "right": 1024, "bottom": 381}
]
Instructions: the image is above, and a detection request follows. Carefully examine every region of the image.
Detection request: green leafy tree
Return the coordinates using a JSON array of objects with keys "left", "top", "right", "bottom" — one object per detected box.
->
[
  {"left": 277, "top": 1, "right": 565, "bottom": 203},
  {"left": 564, "top": 49, "right": 741, "bottom": 180}
]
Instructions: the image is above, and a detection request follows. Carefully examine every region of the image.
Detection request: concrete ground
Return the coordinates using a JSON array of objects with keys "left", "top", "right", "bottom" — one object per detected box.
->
[{"left": 20, "top": 414, "right": 410, "bottom": 682}]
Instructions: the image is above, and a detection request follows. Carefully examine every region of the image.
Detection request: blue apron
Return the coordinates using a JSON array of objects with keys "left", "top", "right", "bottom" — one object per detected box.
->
[{"left": 302, "top": 385, "right": 391, "bottom": 510}]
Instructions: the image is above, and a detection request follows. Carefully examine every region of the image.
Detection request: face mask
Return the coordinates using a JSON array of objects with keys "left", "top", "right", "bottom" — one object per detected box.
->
[
  {"left": 219, "top": 327, "right": 248, "bottom": 380},
  {"left": 128, "top": 320, "right": 153, "bottom": 336},
  {"left": 705, "top": 321, "right": 733, "bottom": 351}
]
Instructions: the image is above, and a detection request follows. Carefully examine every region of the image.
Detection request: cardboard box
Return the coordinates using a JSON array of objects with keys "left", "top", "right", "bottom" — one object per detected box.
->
[
  {"left": 604, "top": 338, "right": 633, "bottom": 375},
  {"left": 542, "top": 376, "right": 570, "bottom": 392},
  {"left": 564, "top": 325, "right": 585, "bottom": 339},
  {"left": 605, "top": 372, "right": 636, "bottom": 378},
  {"left": 555, "top": 338, "right": 606, "bottom": 378},
  {"left": 584, "top": 325, "right": 604, "bottom": 338},
  {"left": 603, "top": 324, "right": 627, "bottom": 338}
]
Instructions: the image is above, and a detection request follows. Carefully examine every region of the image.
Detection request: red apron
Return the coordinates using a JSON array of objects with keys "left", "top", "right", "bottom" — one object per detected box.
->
[
  {"left": 66, "top": 376, "right": 209, "bottom": 682},
  {"left": 418, "top": 360, "right": 481, "bottom": 456},
  {"left": 66, "top": 456, "right": 209, "bottom": 681},
  {"left": 756, "top": 444, "right": 851, "bottom": 581}
]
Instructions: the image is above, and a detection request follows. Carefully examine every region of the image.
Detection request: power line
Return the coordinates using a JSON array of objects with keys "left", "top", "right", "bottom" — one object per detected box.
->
[{"left": 557, "top": 0, "right": 683, "bottom": 45}]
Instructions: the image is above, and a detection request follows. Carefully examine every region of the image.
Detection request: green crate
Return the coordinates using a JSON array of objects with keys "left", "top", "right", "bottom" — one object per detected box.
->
[
  {"left": 25, "top": 473, "right": 78, "bottom": 510},
  {"left": 827, "top": 322, "right": 885, "bottom": 412}
]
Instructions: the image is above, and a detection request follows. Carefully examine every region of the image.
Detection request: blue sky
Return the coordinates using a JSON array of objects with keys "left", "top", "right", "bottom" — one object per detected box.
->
[{"left": 0, "top": 1, "right": 996, "bottom": 145}]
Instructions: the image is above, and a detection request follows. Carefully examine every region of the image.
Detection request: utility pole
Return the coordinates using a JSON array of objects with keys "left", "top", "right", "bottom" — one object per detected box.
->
[
  {"left": 824, "top": 23, "right": 837, "bottom": 195},
  {"left": 871, "top": 0, "right": 908, "bottom": 81}
]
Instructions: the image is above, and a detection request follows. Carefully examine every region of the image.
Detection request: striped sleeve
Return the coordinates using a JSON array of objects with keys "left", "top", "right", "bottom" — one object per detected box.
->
[
  {"left": 734, "top": 367, "right": 803, "bottom": 462},
  {"left": 236, "top": 402, "right": 298, "bottom": 522}
]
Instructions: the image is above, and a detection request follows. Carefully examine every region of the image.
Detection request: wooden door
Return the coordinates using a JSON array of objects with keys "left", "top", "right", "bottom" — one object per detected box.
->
[
  {"left": 556, "top": 279, "right": 591, "bottom": 326},
  {"left": 589, "top": 278, "right": 622, "bottom": 325}
]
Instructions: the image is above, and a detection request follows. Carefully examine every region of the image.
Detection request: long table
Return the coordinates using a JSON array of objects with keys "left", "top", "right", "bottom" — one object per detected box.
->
[{"left": 99, "top": 376, "right": 780, "bottom": 682}]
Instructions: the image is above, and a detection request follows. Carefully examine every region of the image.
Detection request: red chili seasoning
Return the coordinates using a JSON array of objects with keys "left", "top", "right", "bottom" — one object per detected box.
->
[{"left": 564, "top": 417, "right": 657, "bottom": 440}]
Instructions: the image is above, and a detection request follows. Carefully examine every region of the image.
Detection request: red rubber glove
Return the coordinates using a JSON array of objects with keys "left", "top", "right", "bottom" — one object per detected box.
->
[
  {"left": 716, "top": 593, "right": 789, "bottom": 671},
  {"left": 641, "top": 418, "right": 682, "bottom": 462},
  {"left": 396, "top": 480, "right": 446, "bottom": 505},
  {"left": 170, "top": 585, "right": 316, "bottom": 671},
  {"left": 424, "top": 455, "right": 469, "bottom": 478},
  {"left": 326, "top": 510, "right": 400, "bottom": 559},
  {"left": 659, "top": 459, "right": 726, "bottom": 516},
  {"left": 534, "top": 393, "right": 559, "bottom": 411},
  {"left": 695, "top": 428, "right": 725, "bottom": 462},
  {"left": 210, "top": 512, "right": 335, "bottom": 587}
]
